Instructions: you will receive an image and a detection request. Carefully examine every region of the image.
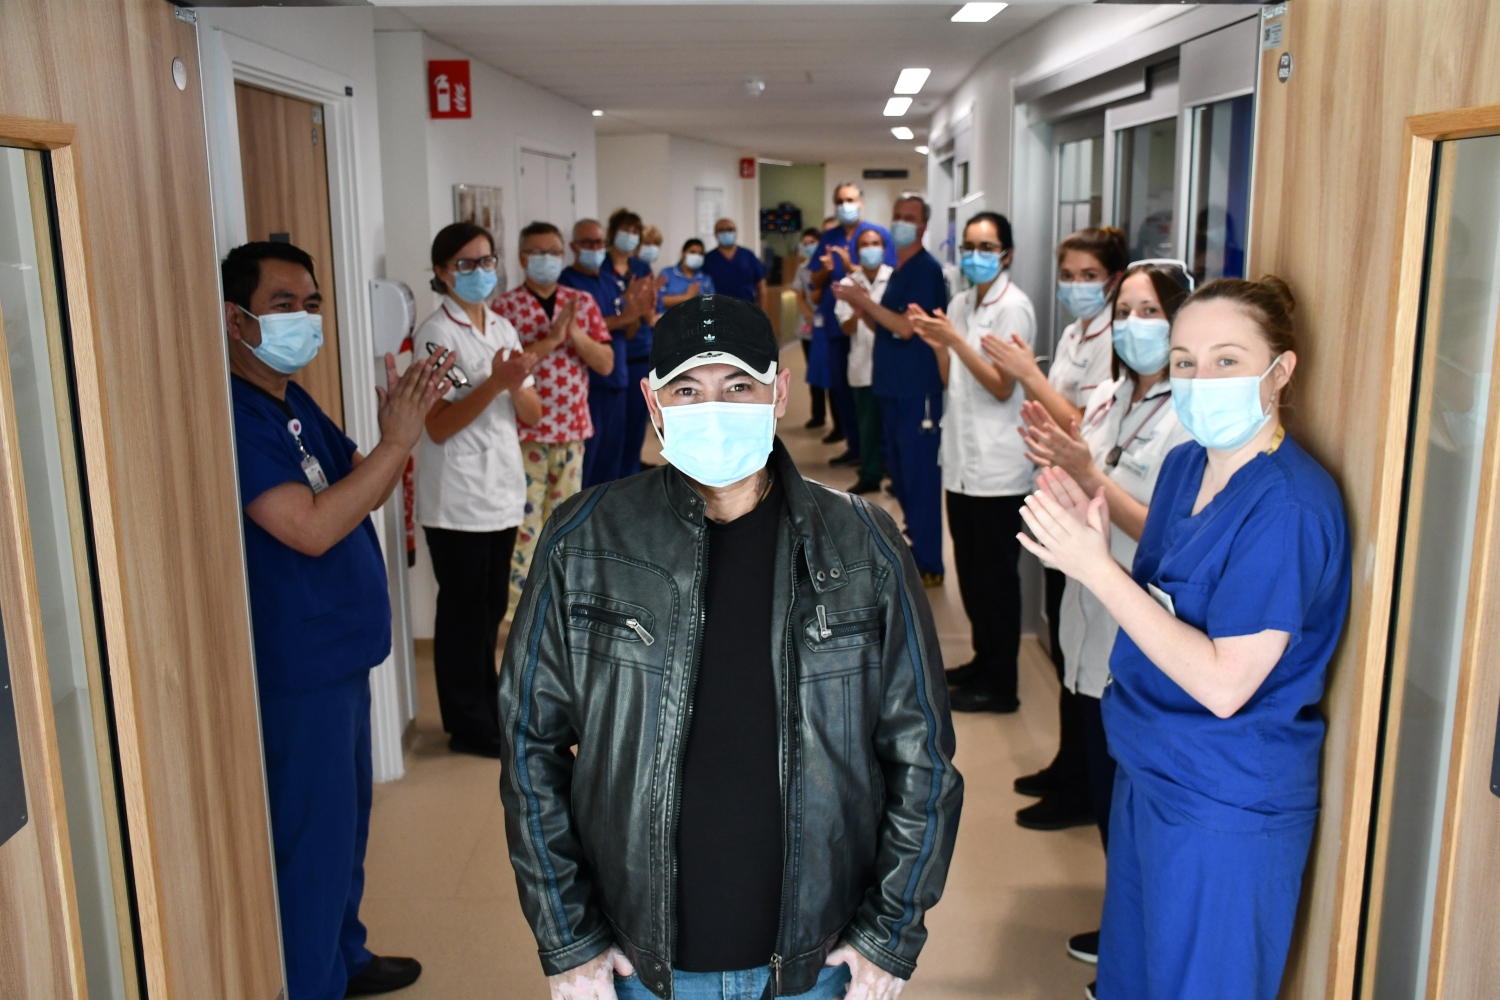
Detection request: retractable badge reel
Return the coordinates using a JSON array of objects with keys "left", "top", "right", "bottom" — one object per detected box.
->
[
  {"left": 920, "top": 395, "right": 936, "bottom": 433},
  {"left": 287, "top": 418, "right": 330, "bottom": 494}
]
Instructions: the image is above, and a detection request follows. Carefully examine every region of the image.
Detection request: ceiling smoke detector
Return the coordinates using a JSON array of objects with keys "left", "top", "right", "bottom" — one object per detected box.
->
[{"left": 744, "top": 78, "right": 767, "bottom": 97}]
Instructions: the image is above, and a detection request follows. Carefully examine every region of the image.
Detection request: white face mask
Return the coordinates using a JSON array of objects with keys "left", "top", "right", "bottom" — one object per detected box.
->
[{"left": 653, "top": 379, "right": 778, "bottom": 488}]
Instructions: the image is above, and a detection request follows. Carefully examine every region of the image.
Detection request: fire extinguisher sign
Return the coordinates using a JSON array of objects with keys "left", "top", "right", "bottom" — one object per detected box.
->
[{"left": 428, "top": 60, "right": 472, "bottom": 119}]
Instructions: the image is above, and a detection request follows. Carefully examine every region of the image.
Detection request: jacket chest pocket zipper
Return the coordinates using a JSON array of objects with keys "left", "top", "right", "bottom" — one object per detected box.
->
[
  {"left": 815, "top": 605, "right": 879, "bottom": 640},
  {"left": 815, "top": 605, "right": 832, "bottom": 639},
  {"left": 569, "top": 604, "right": 655, "bottom": 644}
]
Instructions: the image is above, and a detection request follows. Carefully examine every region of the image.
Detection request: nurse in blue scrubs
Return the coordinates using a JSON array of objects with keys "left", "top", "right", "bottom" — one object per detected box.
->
[{"left": 1016, "top": 276, "right": 1350, "bottom": 1000}]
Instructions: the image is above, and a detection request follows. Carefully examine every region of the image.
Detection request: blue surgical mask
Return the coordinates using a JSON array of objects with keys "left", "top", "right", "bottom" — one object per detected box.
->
[
  {"left": 797, "top": 242, "right": 816, "bottom": 259},
  {"left": 238, "top": 306, "right": 323, "bottom": 374},
  {"left": 683, "top": 252, "right": 705, "bottom": 271},
  {"left": 526, "top": 253, "right": 564, "bottom": 286},
  {"left": 614, "top": 231, "right": 641, "bottom": 253},
  {"left": 836, "top": 202, "right": 860, "bottom": 225},
  {"left": 960, "top": 250, "right": 1001, "bottom": 286},
  {"left": 654, "top": 380, "right": 778, "bottom": 488},
  {"left": 716, "top": 230, "right": 737, "bottom": 248},
  {"left": 858, "top": 245, "right": 885, "bottom": 270},
  {"left": 1058, "top": 281, "right": 1109, "bottom": 319},
  {"left": 637, "top": 244, "right": 660, "bottom": 264},
  {"left": 891, "top": 220, "right": 919, "bottom": 249},
  {"left": 1112, "top": 315, "right": 1171, "bottom": 375},
  {"left": 452, "top": 268, "right": 498, "bottom": 303},
  {"left": 1170, "top": 354, "right": 1286, "bottom": 452},
  {"left": 577, "top": 247, "right": 607, "bottom": 270}
]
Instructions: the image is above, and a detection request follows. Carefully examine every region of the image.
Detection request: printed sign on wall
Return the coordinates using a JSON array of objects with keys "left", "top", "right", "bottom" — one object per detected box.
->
[
  {"left": 739, "top": 157, "right": 757, "bottom": 179},
  {"left": 428, "top": 60, "right": 471, "bottom": 119}
]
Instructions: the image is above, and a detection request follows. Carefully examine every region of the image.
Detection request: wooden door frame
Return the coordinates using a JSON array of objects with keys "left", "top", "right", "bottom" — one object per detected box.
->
[
  {"left": 0, "top": 113, "right": 165, "bottom": 996},
  {"left": 1328, "top": 103, "right": 1500, "bottom": 1000}
]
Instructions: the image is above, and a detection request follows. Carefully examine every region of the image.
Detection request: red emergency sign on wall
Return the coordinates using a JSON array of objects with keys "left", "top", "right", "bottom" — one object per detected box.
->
[
  {"left": 739, "top": 157, "right": 757, "bottom": 179},
  {"left": 428, "top": 60, "right": 471, "bottom": 119}
]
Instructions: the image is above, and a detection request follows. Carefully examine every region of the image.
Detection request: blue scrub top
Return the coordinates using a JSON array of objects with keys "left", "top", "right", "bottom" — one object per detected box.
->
[
  {"left": 698, "top": 245, "right": 766, "bottom": 303},
  {"left": 808, "top": 221, "right": 896, "bottom": 335},
  {"left": 560, "top": 265, "right": 630, "bottom": 390},
  {"left": 1103, "top": 434, "right": 1350, "bottom": 832},
  {"left": 618, "top": 256, "right": 654, "bottom": 362},
  {"left": 231, "top": 376, "right": 391, "bottom": 693},
  {"left": 873, "top": 248, "right": 948, "bottom": 398},
  {"left": 658, "top": 264, "right": 716, "bottom": 311}
]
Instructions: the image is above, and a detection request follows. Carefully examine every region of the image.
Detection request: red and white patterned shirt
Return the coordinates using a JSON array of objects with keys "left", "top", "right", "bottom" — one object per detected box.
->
[{"left": 491, "top": 284, "right": 611, "bottom": 444}]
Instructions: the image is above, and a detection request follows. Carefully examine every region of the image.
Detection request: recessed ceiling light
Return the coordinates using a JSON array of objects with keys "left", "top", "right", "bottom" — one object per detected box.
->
[
  {"left": 884, "top": 97, "right": 913, "bottom": 117},
  {"left": 951, "top": 3, "right": 1008, "bottom": 23},
  {"left": 915, "top": 145, "right": 930, "bottom": 155},
  {"left": 894, "top": 68, "right": 931, "bottom": 95},
  {"left": 891, "top": 126, "right": 915, "bottom": 141},
  {"left": 592, "top": 109, "right": 603, "bottom": 117}
]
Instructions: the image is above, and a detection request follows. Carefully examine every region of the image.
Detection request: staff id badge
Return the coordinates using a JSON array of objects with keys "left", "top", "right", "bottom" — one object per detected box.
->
[
  {"left": 1147, "top": 582, "right": 1176, "bottom": 617},
  {"left": 288, "top": 418, "right": 330, "bottom": 494}
]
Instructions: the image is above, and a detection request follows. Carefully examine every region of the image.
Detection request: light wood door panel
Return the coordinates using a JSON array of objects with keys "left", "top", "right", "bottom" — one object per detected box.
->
[{"left": 236, "top": 82, "right": 345, "bottom": 428}]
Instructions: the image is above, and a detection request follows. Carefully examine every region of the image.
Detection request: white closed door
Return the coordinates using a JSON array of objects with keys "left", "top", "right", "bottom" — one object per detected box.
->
[{"left": 519, "top": 149, "right": 574, "bottom": 234}]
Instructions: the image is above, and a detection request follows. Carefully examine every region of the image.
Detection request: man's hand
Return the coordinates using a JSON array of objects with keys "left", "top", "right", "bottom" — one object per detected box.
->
[
  {"left": 547, "top": 947, "right": 635, "bottom": 1000},
  {"left": 376, "top": 350, "right": 453, "bottom": 451},
  {"left": 548, "top": 298, "right": 580, "bottom": 347},
  {"left": 625, "top": 275, "right": 655, "bottom": 318},
  {"left": 826, "top": 943, "right": 904, "bottom": 1000}
]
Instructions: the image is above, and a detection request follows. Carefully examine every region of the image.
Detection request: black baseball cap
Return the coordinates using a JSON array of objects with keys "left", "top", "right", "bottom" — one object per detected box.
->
[{"left": 648, "top": 294, "right": 779, "bottom": 390}]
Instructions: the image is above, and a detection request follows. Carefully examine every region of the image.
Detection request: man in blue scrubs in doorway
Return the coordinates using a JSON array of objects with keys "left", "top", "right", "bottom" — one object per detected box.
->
[
  {"left": 224, "top": 241, "right": 445, "bottom": 999},
  {"left": 699, "top": 216, "right": 768, "bottom": 305},
  {"left": 560, "top": 218, "right": 653, "bottom": 487},
  {"left": 831, "top": 194, "right": 948, "bottom": 586},
  {"left": 810, "top": 183, "right": 894, "bottom": 469}
]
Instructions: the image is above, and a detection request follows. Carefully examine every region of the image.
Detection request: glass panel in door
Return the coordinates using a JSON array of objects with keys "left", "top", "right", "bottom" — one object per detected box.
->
[
  {"left": 1057, "top": 136, "right": 1104, "bottom": 238},
  {"left": 1185, "top": 94, "right": 1255, "bottom": 284},
  {"left": 0, "top": 146, "right": 138, "bottom": 998},
  {"left": 1361, "top": 133, "right": 1500, "bottom": 999},
  {"left": 1114, "top": 117, "right": 1177, "bottom": 261}
]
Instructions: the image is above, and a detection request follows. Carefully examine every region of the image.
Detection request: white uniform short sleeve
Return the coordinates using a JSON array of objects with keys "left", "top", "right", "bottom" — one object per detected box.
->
[{"left": 1048, "top": 311, "right": 1115, "bottom": 409}]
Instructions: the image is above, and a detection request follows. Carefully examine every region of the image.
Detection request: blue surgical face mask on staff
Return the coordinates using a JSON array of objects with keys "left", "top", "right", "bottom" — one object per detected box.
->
[
  {"left": 1112, "top": 315, "right": 1172, "bottom": 375},
  {"left": 614, "top": 230, "right": 641, "bottom": 253},
  {"left": 960, "top": 250, "right": 1003, "bottom": 286},
  {"left": 236, "top": 305, "right": 323, "bottom": 374},
  {"left": 1171, "top": 353, "right": 1287, "bottom": 451},
  {"left": 526, "top": 252, "right": 564, "bottom": 286},
  {"left": 637, "top": 244, "right": 660, "bottom": 264},
  {"left": 858, "top": 245, "right": 885, "bottom": 270},
  {"left": 1057, "top": 281, "right": 1110, "bottom": 318},
  {"left": 577, "top": 247, "right": 607, "bottom": 270},
  {"left": 451, "top": 268, "right": 498, "bottom": 303},
  {"left": 836, "top": 201, "right": 861, "bottom": 225},
  {"left": 716, "top": 230, "right": 737, "bottom": 248},
  {"left": 891, "top": 220, "right": 919, "bottom": 249}
]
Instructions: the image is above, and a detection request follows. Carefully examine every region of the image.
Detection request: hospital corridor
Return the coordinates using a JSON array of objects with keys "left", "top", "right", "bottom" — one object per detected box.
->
[{"left": 2, "top": 2, "right": 1500, "bottom": 1000}]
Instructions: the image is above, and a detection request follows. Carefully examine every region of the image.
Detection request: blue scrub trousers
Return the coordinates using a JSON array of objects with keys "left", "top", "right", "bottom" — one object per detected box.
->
[
  {"left": 260, "top": 672, "right": 374, "bottom": 1000},
  {"left": 583, "top": 385, "right": 628, "bottom": 487},
  {"left": 826, "top": 334, "right": 860, "bottom": 459},
  {"left": 878, "top": 395, "right": 943, "bottom": 577},
  {"left": 1099, "top": 769, "right": 1315, "bottom": 1000},
  {"left": 621, "top": 358, "right": 652, "bottom": 477}
]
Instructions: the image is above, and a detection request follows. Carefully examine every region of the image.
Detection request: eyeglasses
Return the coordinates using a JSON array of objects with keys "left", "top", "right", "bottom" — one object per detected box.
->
[
  {"left": 522, "top": 249, "right": 564, "bottom": 258},
  {"left": 450, "top": 255, "right": 498, "bottom": 275},
  {"left": 959, "top": 242, "right": 1006, "bottom": 254},
  {"left": 1129, "top": 258, "right": 1195, "bottom": 291},
  {"left": 574, "top": 239, "right": 607, "bottom": 250}
]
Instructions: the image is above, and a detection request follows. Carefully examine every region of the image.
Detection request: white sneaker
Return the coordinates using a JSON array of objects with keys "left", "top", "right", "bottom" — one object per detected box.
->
[{"left": 1084, "top": 982, "right": 1097, "bottom": 1000}]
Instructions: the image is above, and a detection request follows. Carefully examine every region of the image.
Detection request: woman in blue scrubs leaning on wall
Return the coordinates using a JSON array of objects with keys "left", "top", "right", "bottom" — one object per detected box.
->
[{"left": 1016, "top": 276, "right": 1350, "bottom": 1000}]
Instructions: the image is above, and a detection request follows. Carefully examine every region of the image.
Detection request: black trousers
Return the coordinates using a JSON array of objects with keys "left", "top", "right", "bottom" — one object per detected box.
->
[
  {"left": 1079, "top": 692, "right": 1117, "bottom": 850},
  {"left": 799, "top": 339, "right": 827, "bottom": 424},
  {"left": 1046, "top": 568, "right": 1091, "bottom": 796},
  {"left": 945, "top": 491, "right": 1027, "bottom": 704},
  {"left": 423, "top": 525, "right": 518, "bottom": 746}
]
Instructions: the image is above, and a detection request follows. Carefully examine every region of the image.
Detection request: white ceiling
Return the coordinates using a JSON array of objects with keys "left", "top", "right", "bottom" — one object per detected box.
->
[{"left": 381, "top": 3, "right": 1075, "bottom": 162}]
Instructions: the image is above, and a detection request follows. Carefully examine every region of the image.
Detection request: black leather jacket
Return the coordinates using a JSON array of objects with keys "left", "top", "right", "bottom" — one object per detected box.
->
[{"left": 498, "top": 441, "right": 962, "bottom": 999}]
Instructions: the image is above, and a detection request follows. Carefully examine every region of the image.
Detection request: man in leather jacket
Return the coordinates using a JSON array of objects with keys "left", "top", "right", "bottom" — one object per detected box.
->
[{"left": 499, "top": 294, "right": 963, "bottom": 1000}]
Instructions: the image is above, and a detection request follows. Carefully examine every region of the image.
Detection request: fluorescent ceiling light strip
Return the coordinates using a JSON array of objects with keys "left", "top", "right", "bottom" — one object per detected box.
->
[
  {"left": 951, "top": 3, "right": 1008, "bottom": 23},
  {"left": 915, "top": 145, "right": 930, "bottom": 155},
  {"left": 756, "top": 157, "right": 793, "bottom": 167},
  {"left": 894, "top": 68, "right": 931, "bottom": 95},
  {"left": 891, "top": 126, "right": 915, "bottom": 140},
  {"left": 884, "top": 97, "right": 913, "bottom": 117}
]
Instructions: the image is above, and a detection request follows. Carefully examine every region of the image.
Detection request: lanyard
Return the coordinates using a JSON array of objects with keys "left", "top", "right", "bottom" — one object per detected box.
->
[
  {"left": 233, "top": 377, "right": 331, "bottom": 495},
  {"left": 1106, "top": 393, "right": 1171, "bottom": 469}
]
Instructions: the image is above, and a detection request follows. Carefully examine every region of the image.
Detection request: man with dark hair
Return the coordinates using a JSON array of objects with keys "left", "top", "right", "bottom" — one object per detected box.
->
[
  {"left": 499, "top": 293, "right": 962, "bottom": 1000},
  {"left": 831, "top": 194, "right": 950, "bottom": 586},
  {"left": 223, "top": 240, "right": 448, "bottom": 998}
]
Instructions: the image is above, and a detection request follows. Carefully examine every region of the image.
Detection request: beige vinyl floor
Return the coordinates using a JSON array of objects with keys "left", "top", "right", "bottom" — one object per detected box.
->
[{"left": 360, "top": 341, "right": 1105, "bottom": 1000}]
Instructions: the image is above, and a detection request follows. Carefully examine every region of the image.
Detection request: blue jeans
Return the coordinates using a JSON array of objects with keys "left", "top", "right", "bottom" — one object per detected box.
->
[{"left": 616, "top": 963, "right": 851, "bottom": 1000}]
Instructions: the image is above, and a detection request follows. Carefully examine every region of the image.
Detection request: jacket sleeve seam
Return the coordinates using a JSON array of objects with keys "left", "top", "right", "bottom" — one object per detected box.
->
[{"left": 843, "top": 924, "right": 917, "bottom": 979}]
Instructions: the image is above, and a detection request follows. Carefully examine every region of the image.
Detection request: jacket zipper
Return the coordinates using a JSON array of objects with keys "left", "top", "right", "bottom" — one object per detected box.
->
[
  {"left": 813, "top": 607, "right": 879, "bottom": 641},
  {"left": 625, "top": 618, "right": 655, "bottom": 645},
  {"left": 570, "top": 604, "right": 655, "bottom": 644},
  {"left": 768, "top": 541, "right": 804, "bottom": 996},
  {"left": 667, "top": 526, "right": 710, "bottom": 992},
  {"left": 815, "top": 604, "right": 832, "bottom": 639}
]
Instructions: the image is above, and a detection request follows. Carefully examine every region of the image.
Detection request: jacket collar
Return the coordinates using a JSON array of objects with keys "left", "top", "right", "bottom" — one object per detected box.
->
[{"left": 661, "top": 438, "right": 850, "bottom": 593}]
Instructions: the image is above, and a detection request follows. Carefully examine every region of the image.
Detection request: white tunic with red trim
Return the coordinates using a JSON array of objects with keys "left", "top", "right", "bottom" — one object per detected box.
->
[
  {"left": 1048, "top": 308, "right": 1114, "bottom": 409},
  {"left": 491, "top": 284, "right": 611, "bottom": 444}
]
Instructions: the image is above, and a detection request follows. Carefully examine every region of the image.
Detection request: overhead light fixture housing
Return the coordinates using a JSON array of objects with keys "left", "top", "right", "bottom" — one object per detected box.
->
[
  {"left": 951, "top": 3, "right": 1008, "bottom": 23},
  {"left": 884, "top": 97, "right": 913, "bottom": 117},
  {"left": 756, "top": 157, "right": 793, "bottom": 167},
  {"left": 915, "top": 145, "right": 930, "bottom": 155},
  {"left": 894, "top": 68, "right": 932, "bottom": 95},
  {"left": 891, "top": 126, "right": 915, "bottom": 141},
  {"left": 592, "top": 109, "right": 603, "bottom": 117}
]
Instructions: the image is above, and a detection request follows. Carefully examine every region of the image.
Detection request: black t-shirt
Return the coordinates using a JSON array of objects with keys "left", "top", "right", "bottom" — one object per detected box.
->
[
  {"left": 675, "top": 476, "right": 785, "bottom": 972},
  {"left": 527, "top": 286, "right": 557, "bottom": 319}
]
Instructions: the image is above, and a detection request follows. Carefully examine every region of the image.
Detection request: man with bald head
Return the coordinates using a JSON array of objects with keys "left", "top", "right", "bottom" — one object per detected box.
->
[{"left": 699, "top": 216, "right": 767, "bottom": 306}]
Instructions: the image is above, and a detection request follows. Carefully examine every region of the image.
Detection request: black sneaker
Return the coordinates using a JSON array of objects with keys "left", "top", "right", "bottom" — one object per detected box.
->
[
  {"left": 1014, "top": 766, "right": 1060, "bottom": 798},
  {"left": 948, "top": 686, "right": 1020, "bottom": 714},
  {"left": 829, "top": 451, "right": 861, "bottom": 468},
  {"left": 805, "top": 417, "right": 826, "bottom": 430},
  {"left": 849, "top": 478, "right": 883, "bottom": 495},
  {"left": 448, "top": 734, "right": 503, "bottom": 759},
  {"left": 945, "top": 660, "right": 983, "bottom": 688},
  {"left": 822, "top": 428, "right": 845, "bottom": 445},
  {"left": 1084, "top": 982, "right": 1097, "bottom": 1000},
  {"left": 1016, "top": 794, "right": 1094, "bottom": 831},
  {"left": 345, "top": 955, "right": 422, "bottom": 996},
  {"left": 1067, "top": 930, "right": 1099, "bottom": 964}
]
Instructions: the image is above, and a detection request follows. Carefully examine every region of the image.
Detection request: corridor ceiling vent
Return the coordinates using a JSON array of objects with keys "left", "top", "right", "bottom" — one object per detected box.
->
[
  {"left": 891, "top": 126, "right": 916, "bottom": 141},
  {"left": 884, "top": 97, "right": 913, "bottom": 117},
  {"left": 893, "top": 68, "right": 931, "bottom": 95},
  {"left": 951, "top": 3, "right": 1009, "bottom": 23},
  {"left": 743, "top": 77, "right": 766, "bottom": 97}
]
